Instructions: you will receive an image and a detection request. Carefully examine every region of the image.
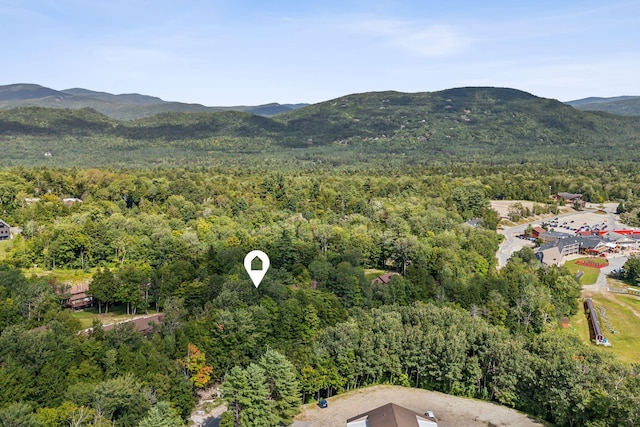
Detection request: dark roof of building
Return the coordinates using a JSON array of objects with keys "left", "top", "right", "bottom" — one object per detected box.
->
[
  {"left": 580, "top": 237, "right": 604, "bottom": 249},
  {"left": 540, "top": 231, "right": 570, "bottom": 240},
  {"left": 603, "top": 231, "right": 639, "bottom": 243},
  {"left": 372, "top": 272, "right": 400, "bottom": 285},
  {"left": 538, "top": 242, "right": 554, "bottom": 252},
  {"left": 538, "top": 235, "right": 606, "bottom": 254},
  {"left": 536, "top": 242, "right": 558, "bottom": 252},
  {"left": 347, "top": 403, "right": 437, "bottom": 427},
  {"left": 557, "top": 192, "right": 582, "bottom": 200},
  {"left": 555, "top": 237, "right": 581, "bottom": 250},
  {"left": 463, "top": 218, "right": 483, "bottom": 228},
  {"left": 577, "top": 230, "right": 600, "bottom": 237}
]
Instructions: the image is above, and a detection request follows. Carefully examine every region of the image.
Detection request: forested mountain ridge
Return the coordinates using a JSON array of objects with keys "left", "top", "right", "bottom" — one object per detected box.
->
[
  {"left": 566, "top": 95, "right": 640, "bottom": 116},
  {"left": 1, "top": 86, "right": 639, "bottom": 167},
  {"left": 0, "top": 83, "right": 307, "bottom": 120},
  {"left": 274, "top": 87, "right": 640, "bottom": 147}
]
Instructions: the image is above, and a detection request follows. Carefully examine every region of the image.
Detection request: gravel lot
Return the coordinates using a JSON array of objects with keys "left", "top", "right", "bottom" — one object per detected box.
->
[{"left": 293, "top": 385, "right": 545, "bottom": 427}]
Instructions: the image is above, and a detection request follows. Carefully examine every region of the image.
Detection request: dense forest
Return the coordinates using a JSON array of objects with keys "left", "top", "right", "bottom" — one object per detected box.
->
[{"left": 1, "top": 164, "right": 640, "bottom": 426}]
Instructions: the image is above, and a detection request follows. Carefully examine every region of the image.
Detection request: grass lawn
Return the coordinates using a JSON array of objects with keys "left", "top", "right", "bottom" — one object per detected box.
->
[
  {"left": 568, "top": 305, "right": 591, "bottom": 344},
  {"left": 22, "top": 267, "right": 94, "bottom": 283},
  {"left": 0, "top": 239, "right": 12, "bottom": 259},
  {"left": 569, "top": 292, "right": 640, "bottom": 363},
  {"left": 563, "top": 258, "right": 602, "bottom": 285},
  {"left": 364, "top": 269, "right": 386, "bottom": 281},
  {"left": 72, "top": 305, "right": 159, "bottom": 329}
]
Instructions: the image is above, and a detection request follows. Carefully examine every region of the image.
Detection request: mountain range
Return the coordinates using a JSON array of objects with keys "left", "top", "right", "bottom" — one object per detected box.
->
[
  {"left": 3, "top": 83, "right": 640, "bottom": 120},
  {"left": 566, "top": 96, "right": 640, "bottom": 116},
  {"left": 1, "top": 85, "right": 639, "bottom": 167},
  {"left": 0, "top": 84, "right": 308, "bottom": 120}
]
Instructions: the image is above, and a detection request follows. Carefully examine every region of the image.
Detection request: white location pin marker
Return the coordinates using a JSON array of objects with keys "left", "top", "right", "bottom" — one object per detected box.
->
[{"left": 244, "top": 250, "right": 270, "bottom": 288}]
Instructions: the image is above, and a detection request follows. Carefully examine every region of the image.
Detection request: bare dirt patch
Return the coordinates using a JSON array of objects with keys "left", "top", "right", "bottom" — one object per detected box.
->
[
  {"left": 294, "top": 385, "right": 546, "bottom": 427},
  {"left": 491, "top": 200, "right": 538, "bottom": 219}
]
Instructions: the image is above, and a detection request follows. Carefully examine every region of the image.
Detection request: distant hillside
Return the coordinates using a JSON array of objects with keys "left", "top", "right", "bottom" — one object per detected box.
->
[
  {"left": 0, "top": 83, "right": 308, "bottom": 120},
  {"left": 0, "top": 83, "right": 63, "bottom": 101},
  {"left": 1, "top": 87, "right": 639, "bottom": 167},
  {"left": 274, "top": 87, "right": 640, "bottom": 150},
  {"left": 61, "top": 88, "right": 165, "bottom": 105},
  {"left": 567, "top": 96, "right": 640, "bottom": 116}
]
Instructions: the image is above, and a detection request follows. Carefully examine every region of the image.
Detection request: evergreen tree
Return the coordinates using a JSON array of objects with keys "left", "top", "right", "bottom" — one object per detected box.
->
[
  {"left": 137, "top": 401, "right": 183, "bottom": 427},
  {"left": 223, "top": 365, "right": 277, "bottom": 427},
  {"left": 258, "top": 349, "right": 301, "bottom": 424},
  {"left": 0, "top": 402, "right": 40, "bottom": 427}
]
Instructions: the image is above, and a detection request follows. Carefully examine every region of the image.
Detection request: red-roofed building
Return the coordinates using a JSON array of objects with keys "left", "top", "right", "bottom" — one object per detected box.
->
[{"left": 531, "top": 227, "right": 547, "bottom": 238}]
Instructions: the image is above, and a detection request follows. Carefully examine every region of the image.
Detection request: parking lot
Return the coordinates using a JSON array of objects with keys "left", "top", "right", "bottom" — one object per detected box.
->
[
  {"left": 521, "top": 203, "right": 622, "bottom": 237},
  {"left": 497, "top": 203, "right": 623, "bottom": 267}
]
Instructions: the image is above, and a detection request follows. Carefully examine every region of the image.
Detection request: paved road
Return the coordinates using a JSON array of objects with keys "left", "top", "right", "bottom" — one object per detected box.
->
[
  {"left": 585, "top": 255, "right": 627, "bottom": 292},
  {"left": 496, "top": 223, "right": 535, "bottom": 267}
]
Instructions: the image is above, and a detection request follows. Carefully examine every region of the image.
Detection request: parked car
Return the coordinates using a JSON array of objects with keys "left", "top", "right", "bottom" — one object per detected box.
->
[{"left": 319, "top": 399, "right": 328, "bottom": 408}]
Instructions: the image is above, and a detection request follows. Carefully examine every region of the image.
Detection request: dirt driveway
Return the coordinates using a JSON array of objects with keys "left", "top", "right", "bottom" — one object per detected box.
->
[{"left": 293, "top": 385, "right": 546, "bottom": 427}]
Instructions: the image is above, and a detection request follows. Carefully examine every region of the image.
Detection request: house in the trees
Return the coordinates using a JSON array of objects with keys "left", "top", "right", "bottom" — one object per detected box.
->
[
  {"left": 346, "top": 403, "right": 438, "bottom": 427},
  {"left": 61, "top": 282, "right": 94, "bottom": 310},
  {"left": 0, "top": 219, "right": 11, "bottom": 240},
  {"left": 463, "top": 218, "right": 483, "bottom": 228},
  {"left": 554, "top": 192, "right": 586, "bottom": 209},
  {"left": 371, "top": 272, "right": 400, "bottom": 285}
]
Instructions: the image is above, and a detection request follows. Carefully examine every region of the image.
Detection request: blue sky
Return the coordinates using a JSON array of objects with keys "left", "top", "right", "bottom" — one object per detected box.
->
[{"left": 2, "top": 0, "right": 639, "bottom": 105}]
